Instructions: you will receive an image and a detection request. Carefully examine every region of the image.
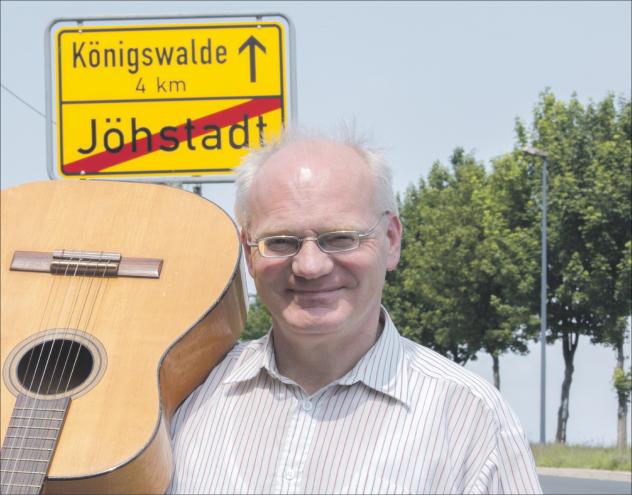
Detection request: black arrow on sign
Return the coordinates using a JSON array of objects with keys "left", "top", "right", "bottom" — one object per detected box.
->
[{"left": 239, "top": 36, "right": 266, "bottom": 83}]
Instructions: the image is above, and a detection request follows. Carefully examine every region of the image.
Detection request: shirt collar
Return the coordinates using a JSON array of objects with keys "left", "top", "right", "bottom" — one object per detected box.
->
[
  {"left": 337, "top": 308, "right": 411, "bottom": 407},
  {"left": 222, "top": 331, "right": 276, "bottom": 384},
  {"left": 222, "top": 308, "right": 411, "bottom": 407}
]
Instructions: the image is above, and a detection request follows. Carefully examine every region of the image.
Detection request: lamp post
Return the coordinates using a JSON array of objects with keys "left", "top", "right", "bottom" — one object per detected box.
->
[{"left": 523, "top": 145, "right": 548, "bottom": 445}]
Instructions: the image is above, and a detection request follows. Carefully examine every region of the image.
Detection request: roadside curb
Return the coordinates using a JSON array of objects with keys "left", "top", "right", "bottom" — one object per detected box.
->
[{"left": 537, "top": 467, "right": 631, "bottom": 482}]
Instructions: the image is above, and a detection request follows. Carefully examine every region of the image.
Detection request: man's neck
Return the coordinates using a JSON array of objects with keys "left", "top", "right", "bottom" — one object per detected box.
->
[{"left": 271, "top": 311, "right": 384, "bottom": 396}]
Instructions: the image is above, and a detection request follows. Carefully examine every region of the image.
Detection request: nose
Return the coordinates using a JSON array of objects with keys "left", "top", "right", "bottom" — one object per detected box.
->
[{"left": 291, "top": 239, "right": 334, "bottom": 280}]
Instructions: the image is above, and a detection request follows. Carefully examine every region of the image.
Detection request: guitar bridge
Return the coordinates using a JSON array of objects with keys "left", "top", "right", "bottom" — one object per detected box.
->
[
  {"left": 50, "top": 250, "right": 121, "bottom": 276},
  {"left": 10, "top": 250, "right": 162, "bottom": 278}
]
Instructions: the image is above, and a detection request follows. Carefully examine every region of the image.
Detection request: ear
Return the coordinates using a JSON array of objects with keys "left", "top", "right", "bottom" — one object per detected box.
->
[
  {"left": 385, "top": 214, "right": 402, "bottom": 272},
  {"left": 240, "top": 228, "right": 256, "bottom": 278}
]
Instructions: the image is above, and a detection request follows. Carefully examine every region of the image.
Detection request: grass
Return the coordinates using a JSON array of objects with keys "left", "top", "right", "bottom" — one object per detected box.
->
[{"left": 531, "top": 443, "right": 632, "bottom": 472}]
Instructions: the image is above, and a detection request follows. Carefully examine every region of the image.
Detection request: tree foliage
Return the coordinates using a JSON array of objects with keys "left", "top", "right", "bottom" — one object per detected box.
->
[
  {"left": 613, "top": 366, "right": 632, "bottom": 404},
  {"left": 384, "top": 147, "right": 539, "bottom": 382},
  {"left": 515, "top": 90, "right": 631, "bottom": 443},
  {"left": 241, "top": 296, "right": 272, "bottom": 341}
]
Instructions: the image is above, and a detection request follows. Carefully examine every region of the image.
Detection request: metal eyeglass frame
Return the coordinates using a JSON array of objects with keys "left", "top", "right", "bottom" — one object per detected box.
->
[{"left": 247, "top": 211, "right": 391, "bottom": 258}]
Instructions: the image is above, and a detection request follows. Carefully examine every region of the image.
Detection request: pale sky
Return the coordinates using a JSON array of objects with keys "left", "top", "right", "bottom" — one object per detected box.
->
[{"left": 2, "top": 0, "right": 631, "bottom": 445}]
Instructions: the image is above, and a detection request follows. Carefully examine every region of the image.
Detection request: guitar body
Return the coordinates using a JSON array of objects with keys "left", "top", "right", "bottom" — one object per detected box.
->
[{"left": 0, "top": 180, "right": 247, "bottom": 494}]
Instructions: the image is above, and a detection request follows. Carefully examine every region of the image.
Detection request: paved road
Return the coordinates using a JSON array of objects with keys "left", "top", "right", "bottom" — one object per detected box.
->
[{"left": 539, "top": 475, "right": 632, "bottom": 494}]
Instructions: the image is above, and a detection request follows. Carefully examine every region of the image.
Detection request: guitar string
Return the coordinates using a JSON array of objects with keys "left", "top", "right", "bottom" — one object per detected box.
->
[
  {"left": 56, "top": 258, "right": 110, "bottom": 400},
  {"left": 50, "top": 257, "right": 105, "bottom": 396},
  {"left": 4, "top": 253, "right": 78, "bottom": 492},
  {"left": 18, "top": 253, "right": 84, "bottom": 493},
  {"left": 19, "top": 251, "right": 100, "bottom": 492},
  {"left": 22, "top": 256, "right": 110, "bottom": 492},
  {"left": 27, "top": 254, "right": 109, "bottom": 492},
  {"left": 44, "top": 256, "right": 92, "bottom": 396},
  {"left": 1, "top": 264, "right": 62, "bottom": 492},
  {"left": 25, "top": 252, "right": 105, "bottom": 491}
]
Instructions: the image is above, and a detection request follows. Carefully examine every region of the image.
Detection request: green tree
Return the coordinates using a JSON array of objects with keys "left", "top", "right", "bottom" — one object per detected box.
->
[
  {"left": 517, "top": 91, "right": 632, "bottom": 444},
  {"left": 386, "top": 151, "right": 486, "bottom": 365},
  {"left": 241, "top": 296, "right": 272, "bottom": 341},
  {"left": 483, "top": 151, "right": 541, "bottom": 387},
  {"left": 385, "top": 148, "right": 539, "bottom": 387}
]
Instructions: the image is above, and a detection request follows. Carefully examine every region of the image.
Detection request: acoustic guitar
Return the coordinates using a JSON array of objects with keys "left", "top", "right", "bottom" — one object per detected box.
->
[{"left": 0, "top": 180, "right": 247, "bottom": 494}]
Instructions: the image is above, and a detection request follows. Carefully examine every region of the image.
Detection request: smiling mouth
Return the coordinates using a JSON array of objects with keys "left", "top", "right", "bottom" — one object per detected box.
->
[{"left": 289, "top": 287, "right": 341, "bottom": 296}]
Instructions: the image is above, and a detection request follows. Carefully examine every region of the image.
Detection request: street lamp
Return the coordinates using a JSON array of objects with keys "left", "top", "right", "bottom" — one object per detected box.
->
[{"left": 523, "top": 145, "right": 548, "bottom": 445}]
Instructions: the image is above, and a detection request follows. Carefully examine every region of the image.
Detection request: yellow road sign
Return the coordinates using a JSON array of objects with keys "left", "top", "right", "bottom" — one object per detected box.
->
[{"left": 51, "top": 19, "right": 290, "bottom": 179}]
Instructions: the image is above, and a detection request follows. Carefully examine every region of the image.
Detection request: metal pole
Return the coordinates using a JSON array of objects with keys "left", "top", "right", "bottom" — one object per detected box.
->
[
  {"left": 523, "top": 146, "right": 548, "bottom": 444},
  {"left": 540, "top": 156, "right": 548, "bottom": 445}
]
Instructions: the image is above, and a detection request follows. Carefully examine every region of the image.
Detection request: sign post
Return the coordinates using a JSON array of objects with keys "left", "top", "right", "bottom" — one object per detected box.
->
[{"left": 46, "top": 15, "right": 294, "bottom": 182}]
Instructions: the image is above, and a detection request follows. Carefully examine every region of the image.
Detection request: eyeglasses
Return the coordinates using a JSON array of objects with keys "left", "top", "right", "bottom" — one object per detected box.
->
[{"left": 247, "top": 211, "right": 391, "bottom": 258}]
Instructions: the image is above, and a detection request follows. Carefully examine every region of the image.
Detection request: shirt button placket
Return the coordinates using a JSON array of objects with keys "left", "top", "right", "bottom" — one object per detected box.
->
[{"left": 274, "top": 394, "right": 317, "bottom": 493}]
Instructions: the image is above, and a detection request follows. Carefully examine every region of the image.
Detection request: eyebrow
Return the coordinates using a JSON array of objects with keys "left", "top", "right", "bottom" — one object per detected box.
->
[{"left": 254, "top": 223, "right": 363, "bottom": 239}]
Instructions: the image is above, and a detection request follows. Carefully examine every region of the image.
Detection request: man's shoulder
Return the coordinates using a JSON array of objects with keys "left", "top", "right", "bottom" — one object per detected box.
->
[{"left": 399, "top": 336, "right": 508, "bottom": 417}]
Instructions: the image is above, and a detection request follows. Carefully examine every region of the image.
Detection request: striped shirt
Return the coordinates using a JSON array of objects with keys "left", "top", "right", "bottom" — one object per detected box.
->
[{"left": 168, "top": 309, "right": 542, "bottom": 494}]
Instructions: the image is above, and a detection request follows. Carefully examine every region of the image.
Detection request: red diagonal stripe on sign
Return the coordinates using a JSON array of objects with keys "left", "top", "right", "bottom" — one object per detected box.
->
[{"left": 63, "top": 97, "right": 282, "bottom": 174}]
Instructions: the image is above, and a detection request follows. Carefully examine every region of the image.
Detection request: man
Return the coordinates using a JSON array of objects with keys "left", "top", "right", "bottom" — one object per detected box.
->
[{"left": 168, "top": 129, "right": 542, "bottom": 494}]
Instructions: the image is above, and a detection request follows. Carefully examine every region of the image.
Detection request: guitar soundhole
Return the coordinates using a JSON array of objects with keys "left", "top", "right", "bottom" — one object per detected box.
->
[
  {"left": 3, "top": 330, "right": 107, "bottom": 400},
  {"left": 17, "top": 339, "right": 93, "bottom": 395}
]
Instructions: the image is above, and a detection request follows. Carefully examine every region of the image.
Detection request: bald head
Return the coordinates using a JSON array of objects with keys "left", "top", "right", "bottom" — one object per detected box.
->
[
  {"left": 234, "top": 130, "right": 397, "bottom": 230},
  {"left": 247, "top": 140, "right": 377, "bottom": 235}
]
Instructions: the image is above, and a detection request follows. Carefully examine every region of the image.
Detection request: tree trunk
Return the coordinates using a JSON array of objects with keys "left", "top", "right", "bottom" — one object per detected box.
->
[
  {"left": 615, "top": 341, "right": 629, "bottom": 451},
  {"left": 492, "top": 353, "right": 500, "bottom": 390},
  {"left": 555, "top": 329, "right": 579, "bottom": 444}
]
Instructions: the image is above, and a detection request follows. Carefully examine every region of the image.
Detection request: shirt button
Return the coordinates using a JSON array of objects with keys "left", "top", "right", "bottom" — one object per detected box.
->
[
  {"left": 285, "top": 468, "right": 295, "bottom": 480},
  {"left": 301, "top": 400, "right": 313, "bottom": 411}
]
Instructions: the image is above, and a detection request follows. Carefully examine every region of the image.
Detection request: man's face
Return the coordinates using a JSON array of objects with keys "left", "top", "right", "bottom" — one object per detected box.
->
[{"left": 242, "top": 140, "right": 401, "bottom": 342}]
